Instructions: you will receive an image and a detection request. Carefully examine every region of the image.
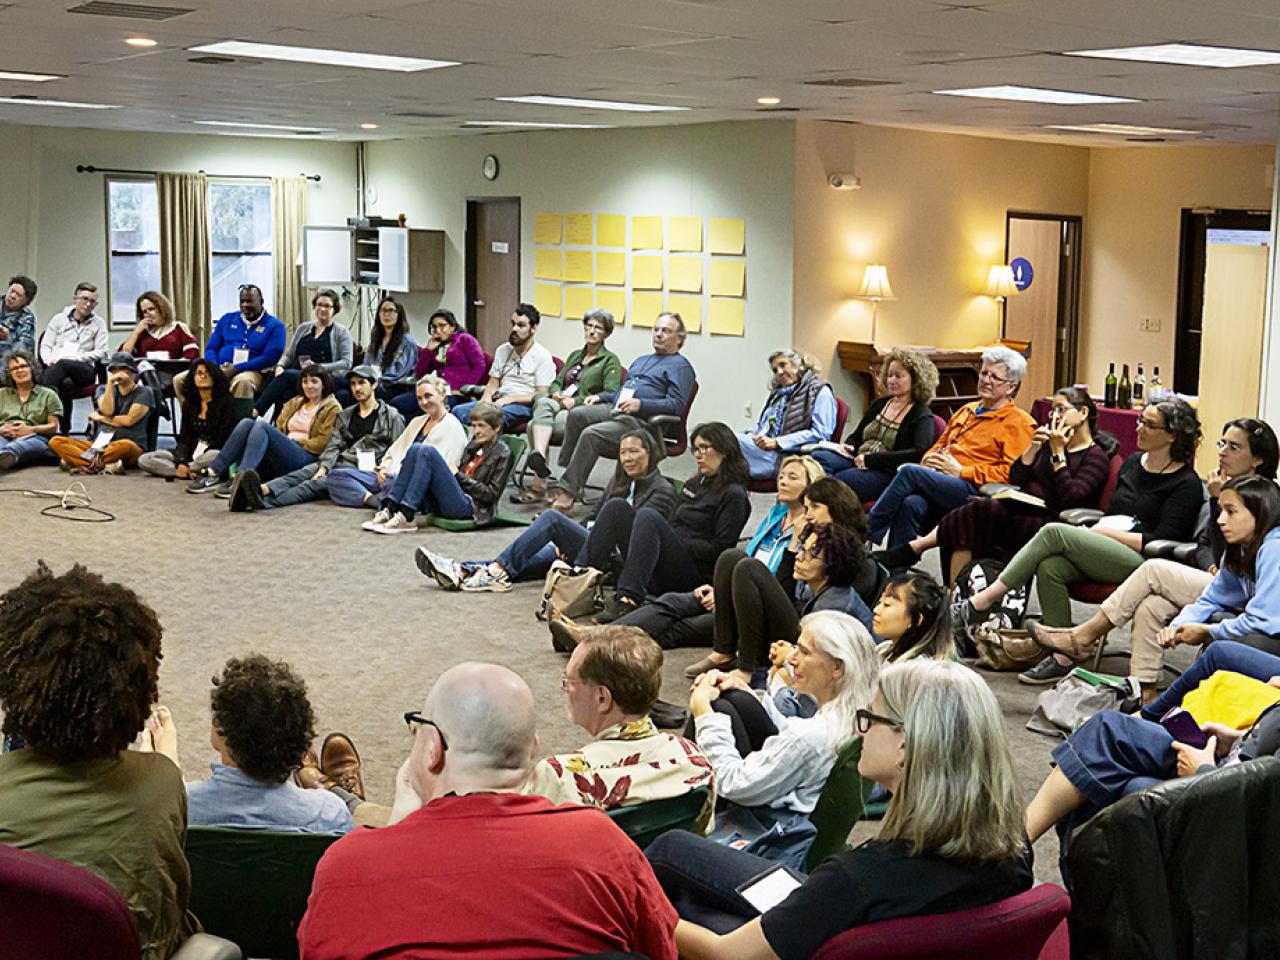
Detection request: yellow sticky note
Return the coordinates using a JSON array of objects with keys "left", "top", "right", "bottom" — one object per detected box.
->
[
  {"left": 631, "top": 216, "right": 662, "bottom": 250},
  {"left": 632, "top": 255, "right": 663, "bottom": 290},
  {"left": 669, "top": 216, "right": 703, "bottom": 252},
  {"left": 564, "top": 286, "right": 594, "bottom": 320},
  {"left": 709, "top": 298, "right": 745, "bottom": 336},
  {"left": 668, "top": 257, "right": 703, "bottom": 293},
  {"left": 564, "top": 250, "right": 593, "bottom": 283},
  {"left": 597, "top": 289, "right": 627, "bottom": 324},
  {"left": 534, "top": 283, "right": 563, "bottom": 318},
  {"left": 709, "top": 218, "right": 745, "bottom": 255},
  {"left": 632, "top": 292, "right": 663, "bottom": 328},
  {"left": 534, "top": 247, "right": 563, "bottom": 281},
  {"left": 597, "top": 214, "right": 626, "bottom": 247},
  {"left": 667, "top": 295, "right": 702, "bottom": 333},
  {"left": 565, "top": 212, "right": 593, "bottom": 246},
  {"left": 534, "top": 212, "right": 562, "bottom": 245},
  {"left": 596, "top": 251, "right": 626, "bottom": 286},
  {"left": 709, "top": 259, "right": 745, "bottom": 297}
]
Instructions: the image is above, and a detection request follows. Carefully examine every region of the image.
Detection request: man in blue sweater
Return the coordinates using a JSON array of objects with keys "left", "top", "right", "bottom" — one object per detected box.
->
[
  {"left": 549, "top": 312, "right": 695, "bottom": 514},
  {"left": 175, "top": 284, "right": 286, "bottom": 400}
]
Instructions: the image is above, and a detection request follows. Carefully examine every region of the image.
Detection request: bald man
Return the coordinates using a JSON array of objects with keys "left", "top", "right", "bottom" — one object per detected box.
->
[{"left": 298, "top": 662, "right": 678, "bottom": 960}]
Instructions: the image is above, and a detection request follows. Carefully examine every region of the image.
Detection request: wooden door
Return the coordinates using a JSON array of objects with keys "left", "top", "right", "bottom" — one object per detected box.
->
[
  {"left": 466, "top": 198, "right": 520, "bottom": 348},
  {"left": 1005, "top": 217, "right": 1064, "bottom": 408}
]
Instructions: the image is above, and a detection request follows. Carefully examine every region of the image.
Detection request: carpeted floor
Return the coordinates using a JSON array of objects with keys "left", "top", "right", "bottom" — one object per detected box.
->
[{"left": 0, "top": 454, "right": 1193, "bottom": 885}]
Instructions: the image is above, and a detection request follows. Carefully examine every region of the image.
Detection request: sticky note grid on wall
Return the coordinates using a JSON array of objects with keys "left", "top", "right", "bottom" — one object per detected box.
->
[{"left": 532, "top": 213, "right": 745, "bottom": 334}]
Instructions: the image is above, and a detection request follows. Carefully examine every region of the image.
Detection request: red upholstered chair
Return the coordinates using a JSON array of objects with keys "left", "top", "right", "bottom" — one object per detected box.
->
[
  {"left": 1061, "top": 451, "right": 1127, "bottom": 608},
  {"left": 749, "top": 396, "right": 851, "bottom": 493},
  {"left": 810, "top": 884, "right": 1071, "bottom": 960}
]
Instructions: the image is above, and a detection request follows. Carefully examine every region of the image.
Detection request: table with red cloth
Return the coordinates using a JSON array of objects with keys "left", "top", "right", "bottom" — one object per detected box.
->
[{"left": 1030, "top": 398, "right": 1141, "bottom": 461}]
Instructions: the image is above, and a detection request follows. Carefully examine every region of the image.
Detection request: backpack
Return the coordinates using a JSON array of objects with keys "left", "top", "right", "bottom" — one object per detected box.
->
[{"left": 951, "top": 558, "right": 1028, "bottom": 657}]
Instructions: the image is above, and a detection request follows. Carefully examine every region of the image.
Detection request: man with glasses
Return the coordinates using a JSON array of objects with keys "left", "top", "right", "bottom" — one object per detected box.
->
[
  {"left": 550, "top": 311, "right": 696, "bottom": 516},
  {"left": 452, "top": 302, "right": 555, "bottom": 428},
  {"left": 38, "top": 281, "right": 108, "bottom": 434},
  {"left": 178, "top": 283, "right": 285, "bottom": 400},
  {"left": 0, "top": 349, "right": 61, "bottom": 470},
  {"left": 299, "top": 661, "right": 679, "bottom": 960}
]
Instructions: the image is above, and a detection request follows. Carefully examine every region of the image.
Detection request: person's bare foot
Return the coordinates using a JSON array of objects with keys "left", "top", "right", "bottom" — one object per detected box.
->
[
  {"left": 1027, "top": 621, "right": 1095, "bottom": 661},
  {"left": 146, "top": 705, "right": 179, "bottom": 765}
]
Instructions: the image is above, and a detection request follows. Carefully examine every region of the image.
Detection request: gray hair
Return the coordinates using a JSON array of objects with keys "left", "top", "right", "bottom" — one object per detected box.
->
[
  {"left": 2, "top": 348, "right": 38, "bottom": 385},
  {"left": 656, "top": 311, "right": 686, "bottom": 345},
  {"left": 981, "top": 346, "right": 1026, "bottom": 384},
  {"left": 425, "top": 663, "right": 538, "bottom": 775},
  {"left": 800, "top": 610, "right": 880, "bottom": 750},
  {"left": 583, "top": 309, "right": 615, "bottom": 337},
  {"left": 768, "top": 349, "right": 821, "bottom": 390}
]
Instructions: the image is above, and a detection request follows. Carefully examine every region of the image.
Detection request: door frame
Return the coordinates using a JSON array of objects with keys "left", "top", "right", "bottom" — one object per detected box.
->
[
  {"left": 1004, "top": 211, "right": 1083, "bottom": 388},
  {"left": 465, "top": 196, "right": 522, "bottom": 338}
]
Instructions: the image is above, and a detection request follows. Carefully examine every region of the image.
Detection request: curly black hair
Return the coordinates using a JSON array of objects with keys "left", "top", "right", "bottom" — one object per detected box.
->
[
  {"left": 210, "top": 654, "right": 317, "bottom": 784},
  {"left": 800, "top": 521, "right": 866, "bottom": 589},
  {"left": 0, "top": 562, "right": 162, "bottom": 760}
]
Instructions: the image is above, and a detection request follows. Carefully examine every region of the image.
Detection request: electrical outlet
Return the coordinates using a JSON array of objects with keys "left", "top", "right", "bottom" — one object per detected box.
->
[{"left": 1139, "top": 317, "right": 1161, "bottom": 333}]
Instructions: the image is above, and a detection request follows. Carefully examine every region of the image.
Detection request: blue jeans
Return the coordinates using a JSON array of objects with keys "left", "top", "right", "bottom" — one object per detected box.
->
[
  {"left": 492, "top": 509, "right": 588, "bottom": 581},
  {"left": 811, "top": 448, "right": 896, "bottom": 501},
  {"left": 738, "top": 434, "right": 780, "bottom": 480},
  {"left": 1052, "top": 711, "right": 1176, "bottom": 815},
  {"left": 453, "top": 400, "right": 531, "bottom": 427},
  {"left": 866, "top": 463, "right": 975, "bottom": 547},
  {"left": 210, "top": 418, "right": 315, "bottom": 481},
  {"left": 0, "top": 434, "right": 54, "bottom": 467},
  {"left": 383, "top": 444, "right": 472, "bottom": 520},
  {"left": 646, "top": 830, "right": 775, "bottom": 933},
  {"left": 1142, "top": 641, "right": 1280, "bottom": 720},
  {"left": 326, "top": 467, "right": 394, "bottom": 508}
]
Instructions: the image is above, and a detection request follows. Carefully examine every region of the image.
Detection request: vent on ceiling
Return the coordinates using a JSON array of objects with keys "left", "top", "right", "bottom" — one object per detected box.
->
[
  {"left": 756, "top": 106, "right": 799, "bottom": 112},
  {"left": 68, "top": 1, "right": 193, "bottom": 20},
  {"left": 804, "top": 77, "right": 899, "bottom": 88},
  {"left": 392, "top": 111, "right": 452, "bottom": 119},
  {"left": 187, "top": 55, "right": 236, "bottom": 65}
]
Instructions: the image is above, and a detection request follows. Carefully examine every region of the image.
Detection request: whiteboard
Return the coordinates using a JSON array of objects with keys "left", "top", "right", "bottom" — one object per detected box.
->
[
  {"left": 303, "top": 226, "right": 354, "bottom": 285},
  {"left": 379, "top": 226, "right": 409, "bottom": 292}
]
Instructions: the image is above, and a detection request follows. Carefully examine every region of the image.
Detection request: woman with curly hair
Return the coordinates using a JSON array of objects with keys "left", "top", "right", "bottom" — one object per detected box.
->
[
  {"left": 138, "top": 358, "right": 243, "bottom": 479},
  {"left": 0, "top": 563, "right": 198, "bottom": 960},
  {"left": 812, "top": 347, "right": 941, "bottom": 501}
]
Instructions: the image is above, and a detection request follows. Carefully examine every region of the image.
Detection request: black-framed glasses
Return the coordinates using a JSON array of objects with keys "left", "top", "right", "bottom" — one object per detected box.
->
[
  {"left": 855, "top": 707, "right": 901, "bottom": 736},
  {"left": 404, "top": 711, "right": 449, "bottom": 751},
  {"left": 1137, "top": 416, "right": 1166, "bottom": 431}
]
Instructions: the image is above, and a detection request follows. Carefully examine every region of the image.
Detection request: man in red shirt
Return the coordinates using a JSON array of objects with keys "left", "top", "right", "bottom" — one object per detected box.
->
[{"left": 298, "top": 662, "right": 678, "bottom": 960}]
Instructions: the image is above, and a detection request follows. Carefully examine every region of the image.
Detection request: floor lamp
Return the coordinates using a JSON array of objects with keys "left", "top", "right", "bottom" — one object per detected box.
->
[{"left": 855, "top": 264, "right": 894, "bottom": 344}]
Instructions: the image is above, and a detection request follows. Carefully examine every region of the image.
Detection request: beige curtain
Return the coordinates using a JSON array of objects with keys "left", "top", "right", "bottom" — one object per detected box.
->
[
  {"left": 272, "top": 176, "right": 308, "bottom": 331},
  {"left": 157, "top": 172, "right": 211, "bottom": 343}
]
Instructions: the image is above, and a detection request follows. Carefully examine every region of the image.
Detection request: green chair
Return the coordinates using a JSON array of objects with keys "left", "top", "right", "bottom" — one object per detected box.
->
[
  {"left": 185, "top": 825, "right": 342, "bottom": 960},
  {"left": 606, "top": 786, "right": 712, "bottom": 851},
  {"left": 425, "top": 435, "right": 534, "bottom": 529},
  {"left": 806, "top": 736, "right": 875, "bottom": 872}
]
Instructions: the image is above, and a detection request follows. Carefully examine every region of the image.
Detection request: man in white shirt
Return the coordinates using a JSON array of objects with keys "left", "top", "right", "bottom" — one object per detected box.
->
[
  {"left": 452, "top": 303, "right": 556, "bottom": 429},
  {"left": 39, "top": 281, "right": 109, "bottom": 433}
]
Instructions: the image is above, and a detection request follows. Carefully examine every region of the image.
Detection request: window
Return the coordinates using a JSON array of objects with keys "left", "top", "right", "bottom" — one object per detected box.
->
[
  {"left": 209, "top": 180, "right": 273, "bottom": 315},
  {"left": 106, "top": 178, "right": 161, "bottom": 328}
]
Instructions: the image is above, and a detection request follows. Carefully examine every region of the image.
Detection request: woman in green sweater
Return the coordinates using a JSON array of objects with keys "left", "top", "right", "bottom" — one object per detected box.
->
[{"left": 518, "top": 308, "right": 623, "bottom": 503}]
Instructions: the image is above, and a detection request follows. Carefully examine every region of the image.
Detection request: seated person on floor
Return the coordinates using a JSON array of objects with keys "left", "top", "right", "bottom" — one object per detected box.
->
[
  {"left": 613, "top": 454, "right": 823, "bottom": 653},
  {"left": 364, "top": 400, "right": 510, "bottom": 533},
  {"left": 419, "top": 427, "right": 673, "bottom": 593},
  {"left": 138, "top": 358, "right": 241, "bottom": 480},
  {"left": 0, "top": 273, "right": 37, "bottom": 354},
  {"left": 522, "top": 624, "right": 714, "bottom": 829},
  {"left": 178, "top": 283, "right": 284, "bottom": 400},
  {"left": 957, "top": 397, "right": 1205, "bottom": 687},
  {"left": 390, "top": 308, "right": 487, "bottom": 417},
  {"left": 0, "top": 563, "right": 199, "bottom": 960},
  {"left": 298, "top": 662, "right": 678, "bottom": 960},
  {"left": 145, "top": 654, "right": 353, "bottom": 834},
  {"left": 254, "top": 288, "right": 353, "bottom": 419},
  {"left": 326, "top": 373, "right": 468, "bottom": 511},
  {"left": 38, "top": 281, "right": 109, "bottom": 434},
  {"left": 879, "top": 386, "right": 1114, "bottom": 582},
  {"left": 49, "top": 351, "right": 154, "bottom": 474},
  {"left": 661, "top": 610, "right": 880, "bottom": 872},
  {"left": 867, "top": 345, "right": 1035, "bottom": 550},
  {"left": 452, "top": 303, "right": 556, "bottom": 428},
  {"left": 336, "top": 296, "right": 417, "bottom": 405},
  {"left": 658, "top": 659, "right": 1031, "bottom": 960},
  {"left": 736, "top": 350, "right": 836, "bottom": 481},
  {"left": 811, "top": 347, "right": 940, "bottom": 501},
  {"left": 587, "top": 421, "right": 752, "bottom": 624},
  {"left": 0, "top": 348, "right": 60, "bottom": 470},
  {"left": 550, "top": 311, "right": 696, "bottom": 515},
  {"left": 518, "top": 308, "right": 622, "bottom": 502},
  {"left": 872, "top": 570, "right": 957, "bottom": 663},
  {"left": 1026, "top": 420, "right": 1278, "bottom": 699},
  {"left": 228, "top": 364, "right": 404, "bottom": 512},
  {"left": 186, "top": 366, "right": 341, "bottom": 495}
]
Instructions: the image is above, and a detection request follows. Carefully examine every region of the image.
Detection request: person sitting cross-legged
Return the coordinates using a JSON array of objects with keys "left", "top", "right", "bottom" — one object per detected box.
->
[
  {"left": 48, "top": 351, "right": 154, "bottom": 474},
  {"left": 137, "top": 358, "right": 242, "bottom": 480},
  {"left": 0, "top": 348, "right": 61, "bottom": 470}
]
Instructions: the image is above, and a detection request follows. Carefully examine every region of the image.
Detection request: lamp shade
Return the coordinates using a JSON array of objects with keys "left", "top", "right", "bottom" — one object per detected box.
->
[
  {"left": 855, "top": 264, "right": 894, "bottom": 300},
  {"left": 985, "top": 264, "right": 1018, "bottom": 299}
]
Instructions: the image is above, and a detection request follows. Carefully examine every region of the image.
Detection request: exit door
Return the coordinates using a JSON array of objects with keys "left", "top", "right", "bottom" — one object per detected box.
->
[{"left": 466, "top": 198, "right": 521, "bottom": 347}]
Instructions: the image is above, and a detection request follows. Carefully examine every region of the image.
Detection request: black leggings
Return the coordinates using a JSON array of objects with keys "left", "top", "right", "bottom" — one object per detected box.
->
[
  {"left": 684, "top": 688, "right": 778, "bottom": 756},
  {"left": 712, "top": 549, "right": 800, "bottom": 671},
  {"left": 616, "top": 591, "right": 714, "bottom": 649},
  {"left": 580, "top": 499, "right": 703, "bottom": 602}
]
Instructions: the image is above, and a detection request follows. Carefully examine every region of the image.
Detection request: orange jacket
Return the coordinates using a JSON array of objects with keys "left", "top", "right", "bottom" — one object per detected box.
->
[{"left": 926, "top": 401, "right": 1035, "bottom": 486}]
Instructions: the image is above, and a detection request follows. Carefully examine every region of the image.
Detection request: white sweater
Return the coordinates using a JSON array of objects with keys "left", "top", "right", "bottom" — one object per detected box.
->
[{"left": 379, "top": 413, "right": 468, "bottom": 475}]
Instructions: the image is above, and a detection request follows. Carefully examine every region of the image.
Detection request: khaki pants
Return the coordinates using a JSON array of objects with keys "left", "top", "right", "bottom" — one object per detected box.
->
[
  {"left": 1100, "top": 558, "right": 1213, "bottom": 683},
  {"left": 173, "top": 368, "right": 263, "bottom": 399}
]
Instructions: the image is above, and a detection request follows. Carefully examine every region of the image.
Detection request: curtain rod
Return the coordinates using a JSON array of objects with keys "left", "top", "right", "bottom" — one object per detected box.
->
[{"left": 75, "top": 164, "right": 321, "bottom": 182}]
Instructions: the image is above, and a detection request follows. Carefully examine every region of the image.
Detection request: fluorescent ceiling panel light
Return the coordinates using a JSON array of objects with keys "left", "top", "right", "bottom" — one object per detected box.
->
[
  {"left": 933, "top": 85, "right": 1139, "bottom": 104},
  {"left": 757, "top": 96, "right": 781, "bottom": 105},
  {"left": 0, "top": 96, "right": 117, "bottom": 109},
  {"left": 464, "top": 120, "right": 609, "bottom": 129},
  {"left": 192, "top": 119, "right": 334, "bottom": 131},
  {"left": 1065, "top": 43, "right": 1280, "bottom": 68},
  {"left": 126, "top": 37, "right": 157, "bottom": 48},
  {"left": 0, "top": 70, "right": 62, "bottom": 82},
  {"left": 494, "top": 95, "right": 688, "bottom": 113},
  {"left": 189, "top": 40, "right": 458, "bottom": 72},
  {"left": 1046, "top": 122, "right": 1200, "bottom": 136}
]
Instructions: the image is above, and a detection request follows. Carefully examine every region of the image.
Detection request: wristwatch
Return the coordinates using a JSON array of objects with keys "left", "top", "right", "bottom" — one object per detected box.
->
[{"left": 1051, "top": 453, "right": 1067, "bottom": 467}]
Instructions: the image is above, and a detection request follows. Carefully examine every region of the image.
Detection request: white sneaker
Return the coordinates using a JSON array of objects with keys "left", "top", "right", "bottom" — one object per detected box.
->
[
  {"left": 362, "top": 507, "right": 393, "bottom": 532},
  {"left": 460, "top": 564, "right": 513, "bottom": 593},
  {"left": 371, "top": 512, "right": 418, "bottom": 535},
  {"left": 415, "top": 547, "right": 464, "bottom": 590}
]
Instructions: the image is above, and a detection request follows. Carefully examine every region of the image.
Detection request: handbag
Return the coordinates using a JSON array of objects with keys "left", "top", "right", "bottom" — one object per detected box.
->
[
  {"left": 972, "top": 624, "right": 1045, "bottom": 672},
  {"left": 536, "top": 559, "right": 605, "bottom": 621},
  {"left": 951, "top": 559, "right": 1028, "bottom": 657},
  {"left": 1026, "top": 667, "right": 1141, "bottom": 739}
]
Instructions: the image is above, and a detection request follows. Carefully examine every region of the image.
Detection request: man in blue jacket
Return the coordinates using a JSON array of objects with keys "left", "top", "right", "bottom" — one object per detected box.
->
[
  {"left": 175, "top": 285, "right": 285, "bottom": 399},
  {"left": 548, "top": 312, "right": 695, "bottom": 515}
]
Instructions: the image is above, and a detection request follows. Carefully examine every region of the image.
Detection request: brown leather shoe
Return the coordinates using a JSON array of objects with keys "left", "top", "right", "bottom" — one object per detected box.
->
[
  {"left": 321, "top": 732, "right": 365, "bottom": 800},
  {"left": 295, "top": 746, "right": 332, "bottom": 790}
]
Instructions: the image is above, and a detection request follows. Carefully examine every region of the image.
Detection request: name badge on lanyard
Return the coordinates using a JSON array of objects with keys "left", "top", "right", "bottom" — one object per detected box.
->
[{"left": 233, "top": 348, "right": 250, "bottom": 365}]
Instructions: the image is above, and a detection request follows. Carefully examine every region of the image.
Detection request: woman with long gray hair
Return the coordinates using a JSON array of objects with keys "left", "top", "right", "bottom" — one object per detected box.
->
[{"left": 737, "top": 349, "right": 838, "bottom": 480}]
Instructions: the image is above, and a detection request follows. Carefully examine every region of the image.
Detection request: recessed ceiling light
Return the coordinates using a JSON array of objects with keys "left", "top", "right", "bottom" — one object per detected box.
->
[
  {"left": 494, "top": 95, "right": 688, "bottom": 113},
  {"left": 463, "top": 120, "right": 610, "bottom": 129},
  {"left": 1046, "top": 122, "right": 1201, "bottom": 136},
  {"left": 359, "top": 122, "right": 378, "bottom": 130},
  {"left": 1065, "top": 43, "right": 1280, "bottom": 68},
  {"left": 0, "top": 70, "right": 62, "bottom": 82},
  {"left": 189, "top": 40, "right": 459, "bottom": 73},
  {"left": 126, "top": 37, "right": 157, "bottom": 48},
  {"left": 757, "top": 96, "right": 781, "bottom": 105},
  {"left": 0, "top": 96, "right": 117, "bottom": 109},
  {"left": 933, "top": 84, "right": 1139, "bottom": 105},
  {"left": 192, "top": 119, "right": 334, "bottom": 131}
]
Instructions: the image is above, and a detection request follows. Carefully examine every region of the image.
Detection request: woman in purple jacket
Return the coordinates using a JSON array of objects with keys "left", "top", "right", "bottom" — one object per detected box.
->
[{"left": 392, "top": 309, "right": 485, "bottom": 420}]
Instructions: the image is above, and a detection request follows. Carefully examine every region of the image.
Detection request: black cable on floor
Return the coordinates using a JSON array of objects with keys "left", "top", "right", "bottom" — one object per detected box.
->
[{"left": 0, "top": 483, "right": 116, "bottom": 522}]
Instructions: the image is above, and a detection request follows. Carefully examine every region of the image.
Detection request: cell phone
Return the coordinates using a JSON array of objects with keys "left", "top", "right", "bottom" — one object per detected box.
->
[{"left": 1160, "top": 708, "right": 1209, "bottom": 749}]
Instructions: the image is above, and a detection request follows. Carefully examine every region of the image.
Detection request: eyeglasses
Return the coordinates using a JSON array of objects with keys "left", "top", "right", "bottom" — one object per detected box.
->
[
  {"left": 1217, "top": 438, "right": 1244, "bottom": 453},
  {"left": 855, "top": 707, "right": 901, "bottom": 736},
  {"left": 560, "top": 672, "right": 582, "bottom": 691},
  {"left": 1137, "top": 416, "right": 1166, "bottom": 431},
  {"left": 403, "top": 711, "right": 449, "bottom": 751},
  {"left": 977, "top": 369, "right": 1009, "bottom": 384},
  {"left": 692, "top": 442, "right": 715, "bottom": 456},
  {"left": 74, "top": 295, "right": 98, "bottom": 304}
]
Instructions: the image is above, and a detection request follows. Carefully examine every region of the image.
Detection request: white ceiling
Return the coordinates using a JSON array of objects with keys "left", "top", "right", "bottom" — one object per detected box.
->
[{"left": 3, "top": 0, "right": 1280, "bottom": 146}]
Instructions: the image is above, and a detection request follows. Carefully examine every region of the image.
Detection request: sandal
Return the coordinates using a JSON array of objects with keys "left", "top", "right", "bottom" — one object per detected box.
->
[{"left": 509, "top": 487, "right": 544, "bottom": 504}]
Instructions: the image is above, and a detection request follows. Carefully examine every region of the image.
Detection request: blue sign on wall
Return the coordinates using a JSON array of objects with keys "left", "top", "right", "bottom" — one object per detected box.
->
[{"left": 1010, "top": 257, "right": 1034, "bottom": 292}]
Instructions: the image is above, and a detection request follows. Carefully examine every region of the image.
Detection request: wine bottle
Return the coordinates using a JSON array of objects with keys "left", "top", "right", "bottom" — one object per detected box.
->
[
  {"left": 1149, "top": 366, "right": 1163, "bottom": 403},
  {"left": 1104, "top": 363, "right": 1117, "bottom": 408},
  {"left": 1118, "top": 363, "right": 1132, "bottom": 409},
  {"left": 1133, "top": 362, "right": 1145, "bottom": 409}
]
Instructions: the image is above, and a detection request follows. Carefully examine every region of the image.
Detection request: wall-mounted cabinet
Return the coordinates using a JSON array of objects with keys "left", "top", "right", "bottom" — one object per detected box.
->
[{"left": 303, "top": 225, "right": 445, "bottom": 293}]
